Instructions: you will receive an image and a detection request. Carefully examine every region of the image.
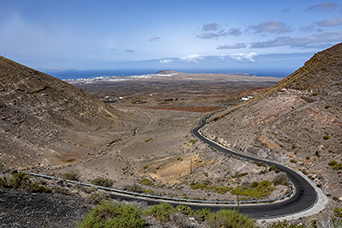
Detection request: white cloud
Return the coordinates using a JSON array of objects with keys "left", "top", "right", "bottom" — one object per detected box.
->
[
  {"left": 217, "top": 43, "right": 247, "bottom": 49},
  {"left": 248, "top": 21, "right": 292, "bottom": 33},
  {"left": 160, "top": 59, "right": 172, "bottom": 64},
  {"left": 230, "top": 52, "right": 258, "bottom": 62},
  {"left": 306, "top": 1, "right": 339, "bottom": 12},
  {"left": 202, "top": 23, "right": 219, "bottom": 31},
  {"left": 316, "top": 18, "right": 342, "bottom": 27},
  {"left": 250, "top": 31, "right": 342, "bottom": 48},
  {"left": 149, "top": 36, "right": 160, "bottom": 42},
  {"left": 179, "top": 54, "right": 203, "bottom": 63}
]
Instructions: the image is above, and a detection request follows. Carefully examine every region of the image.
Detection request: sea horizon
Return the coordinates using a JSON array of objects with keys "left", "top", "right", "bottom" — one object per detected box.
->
[{"left": 45, "top": 68, "right": 289, "bottom": 80}]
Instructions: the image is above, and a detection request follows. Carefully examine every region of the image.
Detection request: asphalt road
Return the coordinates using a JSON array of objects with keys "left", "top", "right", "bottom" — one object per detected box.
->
[{"left": 191, "top": 115, "right": 318, "bottom": 219}]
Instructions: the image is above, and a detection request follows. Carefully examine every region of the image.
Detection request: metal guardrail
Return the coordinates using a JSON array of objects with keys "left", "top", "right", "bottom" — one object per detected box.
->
[
  {"left": 27, "top": 172, "right": 294, "bottom": 205},
  {"left": 23, "top": 110, "right": 295, "bottom": 206}
]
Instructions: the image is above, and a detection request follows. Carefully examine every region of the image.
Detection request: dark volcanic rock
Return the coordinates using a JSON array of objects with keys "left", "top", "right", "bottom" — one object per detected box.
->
[{"left": 0, "top": 188, "right": 90, "bottom": 228}]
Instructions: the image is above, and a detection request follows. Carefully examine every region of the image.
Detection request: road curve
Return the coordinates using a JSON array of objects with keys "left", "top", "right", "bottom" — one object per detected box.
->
[
  {"left": 28, "top": 113, "right": 320, "bottom": 220},
  {"left": 192, "top": 114, "right": 318, "bottom": 219}
]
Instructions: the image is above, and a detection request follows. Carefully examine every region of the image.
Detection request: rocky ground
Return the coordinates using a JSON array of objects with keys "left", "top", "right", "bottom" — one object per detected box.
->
[{"left": 202, "top": 43, "right": 342, "bottom": 226}]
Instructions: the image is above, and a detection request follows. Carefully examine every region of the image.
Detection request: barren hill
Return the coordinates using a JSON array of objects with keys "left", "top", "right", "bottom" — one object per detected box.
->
[
  {"left": 0, "top": 56, "right": 136, "bottom": 169},
  {"left": 202, "top": 43, "right": 342, "bottom": 217},
  {"left": 206, "top": 43, "right": 342, "bottom": 156}
]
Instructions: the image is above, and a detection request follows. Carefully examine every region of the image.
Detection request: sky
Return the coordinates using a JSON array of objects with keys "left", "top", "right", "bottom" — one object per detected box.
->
[{"left": 1, "top": 0, "right": 342, "bottom": 77}]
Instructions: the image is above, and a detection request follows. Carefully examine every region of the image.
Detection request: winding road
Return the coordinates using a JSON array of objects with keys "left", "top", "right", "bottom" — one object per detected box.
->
[
  {"left": 30, "top": 113, "right": 321, "bottom": 220},
  {"left": 191, "top": 114, "right": 318, "bottom": 219}
]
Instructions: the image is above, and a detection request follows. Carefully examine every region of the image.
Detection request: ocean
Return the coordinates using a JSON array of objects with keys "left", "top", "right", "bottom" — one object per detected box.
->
[{"left": 46, "top": 68, "right": 288, "bottom": 80}]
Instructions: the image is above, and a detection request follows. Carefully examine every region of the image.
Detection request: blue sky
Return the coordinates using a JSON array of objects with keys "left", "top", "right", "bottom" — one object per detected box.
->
[{"left": 1, "top": 0, "right": 342, "bottom": 76}]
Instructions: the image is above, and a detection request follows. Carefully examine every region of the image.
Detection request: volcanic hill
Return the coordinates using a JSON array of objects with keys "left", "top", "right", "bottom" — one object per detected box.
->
[
  {"left": 202, "top": 43, "right": 342, "bottom": 219},
  {"left": 0, "top": 56, "right": 136, "bottom": 169}
]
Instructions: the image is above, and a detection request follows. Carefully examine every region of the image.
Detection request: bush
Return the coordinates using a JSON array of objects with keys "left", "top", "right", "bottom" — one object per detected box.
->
[
  {"left": 91, "top": 177, "right": 113, "bottom": 187},
  {"left": 323, "top": 135, "right": 330, "bottom": 140},
  {"left": 78, "top": 202, "right": 145, "bottom": 228},
  {"left": 140, "top": 178, "right": 153, "bottom": 186},
  {"left": 269, "top": 165, "right": 276, "bottom": 171},
  {"left": 333, "top": 163, "right": 342, "bottom": 170},
  {"left": 231, "top": 172, "right": 248, "bottom": 178},
  {"left": 329, "top": 160, "right": 337, "bottom": 166},
  {"left": 324, "top": 105, "right": 330, "bottom": 109},
  {"left": 144, "top": 202, "right": 175, "bottom": 223},
  {"left": 274, "top": 174, "right": 290, "bottom": 186},
  {"left": 1, "top": 172, "right": 52, "bottom": 193},
  {"left": 290, "top": 159, "right": 297, "bottom": 163},
  {"left": 231, "top": 180, "right": 274, "bottom": 198},
  {"left": 207, "top": 209, "right": 257, "bottom": 228},
  {"left": 175, "top": 204, "right": 194, "bottom": 217},
  {"left": 61, "top": 172, "right": 78, "bottom": 181},
  {"left": 125, "top": 183, "right": 143, "bottom": 193},
  {"left": 194, "top": 208, "right": 211, "bottom": 222},
  {"left": 87, "top": 193, "right": 109, "bottom": 205}
]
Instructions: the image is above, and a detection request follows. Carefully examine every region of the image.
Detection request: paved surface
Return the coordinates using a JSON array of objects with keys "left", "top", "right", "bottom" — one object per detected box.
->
[{"left": 192, "top": 115, "right": 322, "bottom": 219}]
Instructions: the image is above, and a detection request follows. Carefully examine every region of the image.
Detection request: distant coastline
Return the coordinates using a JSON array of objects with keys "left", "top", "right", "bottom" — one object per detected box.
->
[{"left": 46, "top": 69, "right": 289, "bottom": 80}]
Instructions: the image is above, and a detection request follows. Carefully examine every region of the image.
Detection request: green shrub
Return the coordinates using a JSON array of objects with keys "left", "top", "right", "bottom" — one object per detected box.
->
[
  {"left": 140, "top": 178, "right": 153, "bottom": 186},
  {"left": 269, "top": 165, "right": 276, "bottom": 171},
  {"left": 312, "top": 93, "right": 318, "bottom": 96},
  {"left": 145, "top": 138, "right": 152, "bottom": 142},
  {"left": 323, "top": 135, "right": 330, "bottom": 140},
  {"left": 329, "top": 160, "right": 338, "bottom": 166},
  {"left": 61, "top": 172, "right": 78, "bottom": 181},
  {"left": 189, "top": 139, "right": 196, "bottom": 145},
  {"left": 231, "top": 180, "right": 274, "bottom": 198},
  {"left": 231, "top": 172, "right": 248, "bottom": 178},
  {"left": 177, "top": 157, "right": 183, "bottom": 161},
  {"left": 143, "top": 166, "right": 148, "bottom": 170},
  {"left": 290, "top": 159, "right": 297, "bottom": 163},
  {"left": 207, "top": 209, "right": 257, "bottom": 228},
  {"left": 78, "top": 202, "right": 145, "bottom": 228},
  {"left": 10, "top": 172, "right": 29, "bottom": 188},
  {"left": 306, "top": 156, "right": 310, "bottom": 160},
  {"left": 324, "top": 105, "right": 330, "bottom": 109},
  {"left": 333, "top": 163, "right": 342, "bottom": 170},
  {"left": 87, "top": 193, "right": 109, "bottom": 205},
  {"left": 335, "top": 207, "right": 342, "bottom": 217},
  {"left": 125, "top": 183, "right": 143, "bottom": 193},
  {"left": 144, "top": 202, "right": 175, "bottom": 223},
  {"left": 274, "top": 174, "right": 290, "bottom": 186},
  {"left": 91, "top": 177, "right": 113, "bottom": 187},
  {"left": 194, "top": 208, "right": 211, "bottom": 222},
  {"left": 175, "top": 204, "right": 194, "bottom": 216}
]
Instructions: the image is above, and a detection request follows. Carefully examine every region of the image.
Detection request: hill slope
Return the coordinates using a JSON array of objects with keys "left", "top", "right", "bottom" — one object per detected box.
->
[
  {"left": 0, "top": 56, "right": 134, "bottom": 169},
  {"left": 202, "top": 43, "right": 342, "bottom": 219}
]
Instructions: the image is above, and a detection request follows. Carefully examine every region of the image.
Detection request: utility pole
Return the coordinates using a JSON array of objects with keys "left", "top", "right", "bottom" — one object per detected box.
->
[{"left": 237, "top": 186, "right": 240, "bottom": 215}]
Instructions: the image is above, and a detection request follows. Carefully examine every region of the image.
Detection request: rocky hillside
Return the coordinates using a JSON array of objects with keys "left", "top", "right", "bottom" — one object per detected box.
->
[
  {"left": 202, "top": 43, "right": 342, "bottom": 220},
  {"left": 0, "top": 56, "right": 135, "bottom": 169},
  {"left": 205, "top": 43, "right": 341, "bottom": 159}
]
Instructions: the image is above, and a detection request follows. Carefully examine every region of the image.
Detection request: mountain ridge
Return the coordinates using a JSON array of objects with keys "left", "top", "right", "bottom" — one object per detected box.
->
[{"left": 0, "top": 55, "right": 134, "bottom": 169}]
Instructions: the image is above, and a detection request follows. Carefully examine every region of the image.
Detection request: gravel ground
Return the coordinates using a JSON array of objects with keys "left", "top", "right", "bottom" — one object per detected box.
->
[{"left": 0, "top": 188, "right": 91, "bottom": 228}]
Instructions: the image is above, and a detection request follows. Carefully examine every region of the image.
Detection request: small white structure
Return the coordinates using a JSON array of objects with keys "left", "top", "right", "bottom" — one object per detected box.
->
[{"left": 240, "top": 96, "right": 253, "bottom": 101}]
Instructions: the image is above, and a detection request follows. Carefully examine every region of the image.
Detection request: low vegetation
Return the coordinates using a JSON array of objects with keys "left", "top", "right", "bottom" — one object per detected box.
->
[
  {"left": 231, "top": 180, "right": 274, "bottom": 199},
  {"left": 79, "top": 201, "right": 258, "bottom": 227},
  {"left": 0, "top": 172, "right": 52, "bottom": 193},
  {"left": 78, "top": 202, "right": 145, "bottom": 228},
  {"left": 91, "top": 177, "right": 113, "bottom": 188},
  {"left": 61, "top": 171, "right": 79, "bottom": 181}
]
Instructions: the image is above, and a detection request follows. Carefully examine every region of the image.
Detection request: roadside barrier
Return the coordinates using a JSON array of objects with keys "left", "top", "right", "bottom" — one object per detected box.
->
[{"left": 27, "top": 171, "right": 294, "bottom": 205}]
